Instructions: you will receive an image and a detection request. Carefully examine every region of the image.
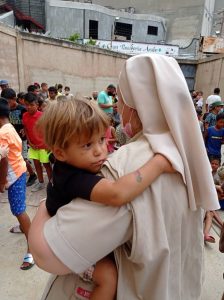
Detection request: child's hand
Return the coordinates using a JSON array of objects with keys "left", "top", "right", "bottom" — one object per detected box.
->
[
  {"left": 20, "top": 129, "right": 26, "bottom": 137},
  {"left": 155, "top": 154, "right": 176, "bottom": 174},
  {"left": 0, "top": 145, "right": 9, "bottom": 159}
]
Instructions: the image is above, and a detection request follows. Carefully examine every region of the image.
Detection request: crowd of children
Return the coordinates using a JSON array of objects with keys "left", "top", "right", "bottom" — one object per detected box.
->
[
  {"left": 0, "top": 80, "right": 223, "bottom": 281},
  {"left": 193, "top": 89, "right": 224, "bottom": 244}
]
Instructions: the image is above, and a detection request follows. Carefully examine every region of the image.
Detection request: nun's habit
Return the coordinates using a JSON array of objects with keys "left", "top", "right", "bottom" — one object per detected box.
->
[{"left": 102, "top": 54, "right": 219, "bottom": 300}]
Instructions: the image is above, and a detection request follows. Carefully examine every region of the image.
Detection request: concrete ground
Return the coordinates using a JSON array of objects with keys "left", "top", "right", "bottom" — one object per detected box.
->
[{"left": 0, "top": 182, "right": 223, "bottom": 300}]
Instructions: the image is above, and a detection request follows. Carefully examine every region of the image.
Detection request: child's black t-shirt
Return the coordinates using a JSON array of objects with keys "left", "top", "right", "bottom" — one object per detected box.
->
[
  {"left": 46, "top": 160, "right": 104, "bottom": 216},
  {"left": 9, "top": 105, "right": 27, "bottom": 140}
]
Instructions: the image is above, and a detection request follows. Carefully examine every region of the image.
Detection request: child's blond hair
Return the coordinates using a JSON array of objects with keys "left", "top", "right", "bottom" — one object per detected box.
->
[{"left": 37, "top": 96, "right": 109, "bottom": 150}]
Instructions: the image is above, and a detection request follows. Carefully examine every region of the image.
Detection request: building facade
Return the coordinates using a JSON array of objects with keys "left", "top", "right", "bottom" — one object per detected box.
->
[
  {"left": 71, "top": 0, "right": 218, "bottom": 56},
  {"left": 46, "top": 0, "right": 167, "bottom": 44}
]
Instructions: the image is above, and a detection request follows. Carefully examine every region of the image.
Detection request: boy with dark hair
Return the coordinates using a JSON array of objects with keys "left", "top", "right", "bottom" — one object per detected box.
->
[
  {"left": 56, "top": 83, "right": 63, "bottom": 94},
  {"left": 39, "top": 82, "right": 48, "bottom": 100},
  {"left": 22, "top": 92, "right": 52, "bottom": 192},
  {"left": 17, "top": 92, "right": 26, "bottom": 106},
  {"left": 27, "top": 84, "right": 39, "bottom": 95},
  {"left": 214, "top": 87, "right": 221, "bottom": 95},
  {"left": 0, "top": 97, "right": 34, "bottom": 270},
  {"left": 1, "top": 88, "right": 37, "bottom": 186},
  {"left": 98, "top": 84, "right": 116, "bottom": 114},
  {"left": 47, "top": 86, "right": 58, "bottom": 101},
  {"left": 204, "top": 113, "right": 224, "bottom": 161}
]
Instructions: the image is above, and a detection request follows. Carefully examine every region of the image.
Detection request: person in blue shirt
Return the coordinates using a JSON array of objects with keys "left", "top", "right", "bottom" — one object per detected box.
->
[{"left": 205, "top": 112, "right": 224, "bottom": 161}]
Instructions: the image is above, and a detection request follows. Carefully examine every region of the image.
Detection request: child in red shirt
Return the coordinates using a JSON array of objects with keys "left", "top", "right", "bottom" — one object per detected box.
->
[{"left": 22, "top": 93, "right": 52, "bottom": 192}]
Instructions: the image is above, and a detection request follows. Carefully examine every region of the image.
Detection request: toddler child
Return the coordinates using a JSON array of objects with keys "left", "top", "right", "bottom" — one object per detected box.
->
[
  {"left": 22, "top": 92, "right": 52, "bottom": 192},
  {"left": 37, "top": 98, "right": 174, "bottom": 300},
  {"left": 0, "top": 98, "right": 34, "bottom": 270}
]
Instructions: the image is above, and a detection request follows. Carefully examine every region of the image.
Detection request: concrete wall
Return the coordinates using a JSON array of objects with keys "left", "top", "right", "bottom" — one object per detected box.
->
[
  {"left": 2, "top": 21, "right": 224, "bottom": 98},
  {"left": 195, "top": 54, "right": 224, "bottom": 98},
  {"left": 0, "top": 23, "right": 20, "bottom": 90},
  {"left": 0, "top": 22, "right": 128, "bottom": 95},
  {"left": 46, "top": 0, "right": 166, "bottom": 43}
]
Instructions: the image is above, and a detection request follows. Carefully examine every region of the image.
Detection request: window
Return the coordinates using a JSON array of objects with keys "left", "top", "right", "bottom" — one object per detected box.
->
[
  {"left": 147, "top": 26, "right": 158, "bottom": 36},
  {"left": 89, "top": 20, "right": 98, "bottom": 39},
  {"left": 114, "top": 22, "right": 132, "bottom": 40}
]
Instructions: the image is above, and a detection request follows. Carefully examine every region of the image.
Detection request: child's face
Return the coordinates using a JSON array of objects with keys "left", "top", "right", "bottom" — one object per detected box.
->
[
  {"left": 25, "top": 101, "right": 38, "bottom": 115},
  {"left": 211, "top": 160, "right": 220, "bottom": 172},
  {"left": 215, "top": 106, "right": 223, "bottom": 114},
  {"left": 8, "top": 98, "right": 17, "bottom": 109},
  {"left": 49, "top": 91, "right": 57, "bottom": 99},
  {"left": 216, "top": 118, "right": 224, "bottom": 129},
  {"left": 55, "top": 131, "right": 108, "bottom": 173},
  {"left": 64, "top": 88, "right": 70, "bottom": 95},
  {"left": 18, "top": 98, "right": 25, "bottom": 105}
]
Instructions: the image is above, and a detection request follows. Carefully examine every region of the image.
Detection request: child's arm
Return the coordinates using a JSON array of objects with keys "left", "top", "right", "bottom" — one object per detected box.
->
[
  {"left": 24, "top": 128, "right": 37, "bottom": 149},
  {"left": 0, "top": 157, "right": 8, "bottom": 193},
  {"left": 91, "top": 154, "right": 174, "bottom": 206}
]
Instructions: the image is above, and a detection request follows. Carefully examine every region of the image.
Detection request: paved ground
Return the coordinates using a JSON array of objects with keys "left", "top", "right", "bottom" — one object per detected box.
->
[{"left": 0, "top": 181, "right": 223, "bottom": 300}]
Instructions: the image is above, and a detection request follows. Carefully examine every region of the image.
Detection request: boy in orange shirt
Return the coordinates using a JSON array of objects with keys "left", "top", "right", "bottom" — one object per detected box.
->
[{"left": 0, "top": 98, "right": 34, "bottom": 270}]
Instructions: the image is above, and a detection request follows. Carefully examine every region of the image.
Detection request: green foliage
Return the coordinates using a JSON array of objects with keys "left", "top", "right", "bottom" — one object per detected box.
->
[
  {"left": 85, "top": 37, "right": 97, "bottom": 46},
  {"left": 68, "top": 33, "right": 80, "bottom": 43}
]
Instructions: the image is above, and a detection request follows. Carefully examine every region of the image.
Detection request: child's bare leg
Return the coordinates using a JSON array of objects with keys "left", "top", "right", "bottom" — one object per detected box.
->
[
  {"left": 204, "top": 211, "right": 215, "bottom": 243},
  {"left": 212, "top": 211, "right": 223, "bottom": 227},
  {"left": 16, "top": 211, "right": 31, "bottom": 241},
  {"left": 16, "top": 211, "right": 32, "bottom": 268},
  {"left": 91, "top": 257, "right": 117, "bottom": 300},
  {"left": 25, "top": 159, "right": 35, "bottom": 176},
  {"left": 43, "top": 163, "right": 52, "bottom": 181},
  {"left": 33, "top": 159, "right": 44, "bottom": 182}
]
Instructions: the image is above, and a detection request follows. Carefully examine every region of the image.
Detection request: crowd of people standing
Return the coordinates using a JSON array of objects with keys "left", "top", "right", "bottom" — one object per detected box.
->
[{"left": 192, "top": 88, "right": 224, "bottom": 243}]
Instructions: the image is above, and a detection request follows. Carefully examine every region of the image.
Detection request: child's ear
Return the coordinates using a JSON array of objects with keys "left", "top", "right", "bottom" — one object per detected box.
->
[{"left": 53, "top": 147, "right": 67, "bottom": 162}]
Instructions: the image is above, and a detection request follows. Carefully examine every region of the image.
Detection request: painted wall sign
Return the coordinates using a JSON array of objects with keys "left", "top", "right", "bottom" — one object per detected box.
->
[{"left": 84, "top": 39, "right": 179, "bottom": 56}]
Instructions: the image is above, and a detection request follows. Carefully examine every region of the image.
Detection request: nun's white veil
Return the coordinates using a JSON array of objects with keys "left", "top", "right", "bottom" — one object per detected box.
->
[{"left": 119, "top": 54, "right": 219, "bottom": 211}]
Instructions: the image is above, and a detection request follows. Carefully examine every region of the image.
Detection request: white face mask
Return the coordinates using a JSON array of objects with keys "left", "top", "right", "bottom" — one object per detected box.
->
[{"left": 120, "top": 105, "right": 134, "bottom": 138}]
